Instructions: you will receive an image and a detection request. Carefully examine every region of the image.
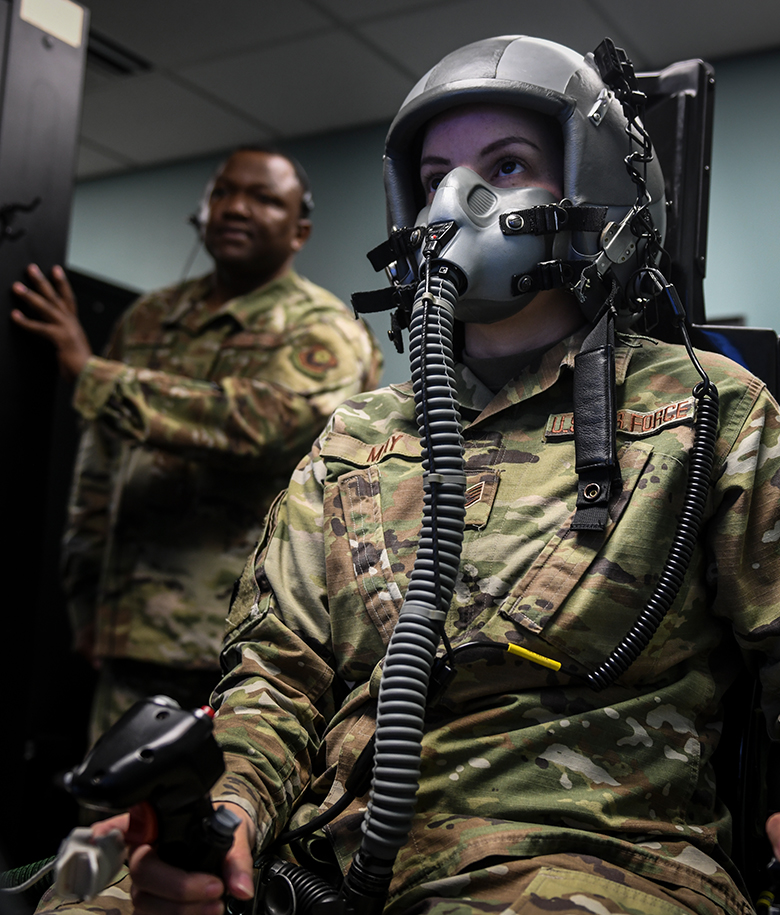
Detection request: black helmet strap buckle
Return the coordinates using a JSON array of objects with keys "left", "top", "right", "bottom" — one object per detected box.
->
[
  {"left": 352, "top": 227, "right": 421, "bottom": 353},
  {"left": 512, "top": 259, "right": 584, "bottom": 297},
  {"left": 500, "top": 203, "right": 607, "bottom": 237}
]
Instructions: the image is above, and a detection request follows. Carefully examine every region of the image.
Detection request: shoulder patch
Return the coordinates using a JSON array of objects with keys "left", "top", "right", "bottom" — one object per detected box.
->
[
  {"left": 295, "top": 343, "right": 338, "bottom": 377},
  {"left": 546, "top": 396, "right": 696, "bottom": 440}
]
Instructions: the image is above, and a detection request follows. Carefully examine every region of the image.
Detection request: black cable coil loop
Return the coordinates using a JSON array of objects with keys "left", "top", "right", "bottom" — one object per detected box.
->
[
  {"left": 355, "top": 272, "right": 466, "bottom": 868},
  {"left": 587, "top": 385, "right": 720, "bottom": 691}
]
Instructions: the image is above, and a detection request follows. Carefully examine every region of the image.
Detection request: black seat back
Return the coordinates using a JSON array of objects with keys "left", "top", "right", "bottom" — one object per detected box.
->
[{"left": 638, "top": 56, "right": 780, "bottom": 903}]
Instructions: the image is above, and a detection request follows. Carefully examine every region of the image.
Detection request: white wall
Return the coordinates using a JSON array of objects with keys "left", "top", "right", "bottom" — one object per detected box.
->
[{"left": 66, "top": 48, "right": 780, "bottom": 386}]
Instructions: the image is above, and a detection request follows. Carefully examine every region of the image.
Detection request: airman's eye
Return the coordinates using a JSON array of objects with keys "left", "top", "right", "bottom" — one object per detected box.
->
[
  {"left": 420, "top": 174, "right": 444, "bottom": 195},
  {"left": 497, "top": 160, "right": 525, "bottom": 177}
]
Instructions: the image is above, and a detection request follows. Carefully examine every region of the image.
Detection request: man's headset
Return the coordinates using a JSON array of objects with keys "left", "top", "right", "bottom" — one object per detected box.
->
[{"left": 187, "top": 176, "right": 214, "bottom": 239}]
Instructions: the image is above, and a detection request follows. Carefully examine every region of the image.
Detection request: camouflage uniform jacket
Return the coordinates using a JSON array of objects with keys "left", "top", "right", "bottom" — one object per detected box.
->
[
  {"left": 211, "top": 328, "right": 780, "bottom": 915},
  {"left": 63, "top": 270, "right": 383, "bottom": 669}
]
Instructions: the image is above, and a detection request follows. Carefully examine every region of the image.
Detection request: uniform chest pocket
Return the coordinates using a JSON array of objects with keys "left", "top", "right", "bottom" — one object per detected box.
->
[
  {"left": 324, "top": 453, "right": 499, "bottom": 656},
  {"left": 499, "top": 436, "right": 703, "bottom": 676},
  {"left": 325, "top": 463, "right": 422, "bottom": 651},
  {"left": 212, "top": 330, "right": 285, "bottom": 376}
]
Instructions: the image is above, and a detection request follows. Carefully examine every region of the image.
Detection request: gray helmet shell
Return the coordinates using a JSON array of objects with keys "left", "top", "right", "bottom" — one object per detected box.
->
[{"left": 384, "top": 35, "right": 666, "bottom": 303}]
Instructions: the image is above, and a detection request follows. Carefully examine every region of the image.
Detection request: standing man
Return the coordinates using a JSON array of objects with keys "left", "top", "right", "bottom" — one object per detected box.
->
[{"left": 11, "top": 145, "right": 383, "bottom": 741}]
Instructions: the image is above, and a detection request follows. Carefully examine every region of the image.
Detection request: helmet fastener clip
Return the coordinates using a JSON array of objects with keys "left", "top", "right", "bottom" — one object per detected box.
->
[{"left": 588, "top": 88, "right": 614, "bottom": 127}]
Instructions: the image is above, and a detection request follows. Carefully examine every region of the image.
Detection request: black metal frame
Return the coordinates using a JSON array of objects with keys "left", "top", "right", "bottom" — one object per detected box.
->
[
  {"left": 638, "top": 59, "right": 779, "bottom": 398},
  {"left": 639, "top": 57, "right": 780, "bottom": 903},
  {"left": 639, "top": 59, "right": 715, "bottom": 327}
]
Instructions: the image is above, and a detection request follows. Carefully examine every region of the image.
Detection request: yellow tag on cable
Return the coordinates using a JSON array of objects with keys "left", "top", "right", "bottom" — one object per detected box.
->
[{"left": 506, "top": 643, "right": 561, "bottom": 671}]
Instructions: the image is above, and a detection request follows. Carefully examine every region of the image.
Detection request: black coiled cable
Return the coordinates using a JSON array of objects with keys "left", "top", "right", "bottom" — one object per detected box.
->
[{"left": 587, "top": 380, "right": 720, "bottom": 690}]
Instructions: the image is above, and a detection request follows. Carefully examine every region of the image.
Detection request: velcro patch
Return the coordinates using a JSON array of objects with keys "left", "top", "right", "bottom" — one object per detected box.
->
[
  {"left": 464, "top": 481, "right": 485, "bottom": 508},
  {"left": 320, "top": 431, "right": 421, "bottom": 466},
  {"left": 295, "top": 344, "right": 338, "bottom": 377},
  {"left": 464, "top": 472, "right": 499, "bottom": 530},
  {"left": 546, "top": 396, "right": 696, "bottom": 440}
]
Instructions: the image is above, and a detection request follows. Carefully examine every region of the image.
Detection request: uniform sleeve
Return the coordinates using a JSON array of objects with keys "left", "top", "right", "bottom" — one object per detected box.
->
[
  {"left": 60, "top": 422, "right": 120, "bottom": 637},
  {"left": 708, "top": 378, "right": 780, "bottom": 734},
  {"left": 71, "top": 309, "right": 382, "bottom": 466},
  {"left": 58, "top": 298, "right": 132, "bottom": 628},
  {"left": 207, "top": 440, "right": 338, "bottom": 851}
]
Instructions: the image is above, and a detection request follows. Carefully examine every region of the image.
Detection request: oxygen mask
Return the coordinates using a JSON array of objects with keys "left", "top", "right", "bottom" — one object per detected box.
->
[{"left": 413, "top": 167, "right": 559, "bottom": 324}]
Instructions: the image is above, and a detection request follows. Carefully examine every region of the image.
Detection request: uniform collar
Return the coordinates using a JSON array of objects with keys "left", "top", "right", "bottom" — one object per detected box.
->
[
  {"left": 162, "top": 271, "right": 300, "bottom": 332},
  {"left": 454, "top": 326, "right": 637, "bottom": 424}
]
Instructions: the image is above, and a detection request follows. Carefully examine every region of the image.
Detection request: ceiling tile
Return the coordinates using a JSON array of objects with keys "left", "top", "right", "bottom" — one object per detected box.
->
[
  {"left": 82, "top": 64, "right": 118, "bottom": 97},
  {"left": 356, "top": 0, "right": 620, "bottom": 79},
  {"left": 75, "top": 142, "right": 134, "bottom": 180},
  {"left": 79, "top": 73, "right": 273, "bottom": 166},
  {"left": 68, "top": 0, "right": 780, "bottom": 179},
  {"left": 84, "top": 0, "right": 331, "bottom": 68},
  {"left": 178, "top": 31, "right": 412, "bottom": 137},
  {"left": 313, "top": 0, "right": 444, "bottom": 23},
  {"left": 591, "top": 0, "right": 780, "bottom": 67}
]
